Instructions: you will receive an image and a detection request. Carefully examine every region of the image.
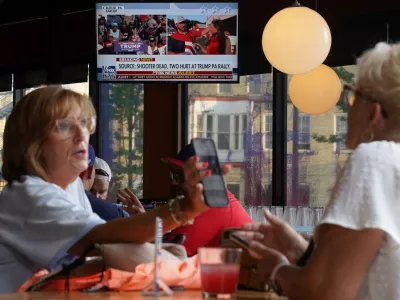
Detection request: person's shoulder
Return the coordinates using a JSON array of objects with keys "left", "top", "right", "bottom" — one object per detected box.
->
[
  {"left": 13, "top": 175, "right": 64, "bottom": 196},
  {"left": 352, "top": 141, "right": 400, "bottom": 165},
  {"left": 0, "top": 176, "right": 66, "bottom": 208},
  {"left": 227, "top": 190, "right": 240, "bottom": 204}
]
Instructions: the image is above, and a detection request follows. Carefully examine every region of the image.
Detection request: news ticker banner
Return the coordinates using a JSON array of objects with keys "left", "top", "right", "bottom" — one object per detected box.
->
[{"left": 99, "top": 56, "right": 238, "bottom": 81}]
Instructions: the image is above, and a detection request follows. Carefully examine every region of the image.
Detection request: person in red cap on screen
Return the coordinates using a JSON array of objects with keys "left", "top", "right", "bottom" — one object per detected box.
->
[{"left": 162, "top": 143, "right": 252, "bottom": 256}]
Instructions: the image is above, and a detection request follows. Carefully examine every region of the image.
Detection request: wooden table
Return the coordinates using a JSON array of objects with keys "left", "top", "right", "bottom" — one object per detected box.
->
[{"left": 0, "top": 291, "right": 287, "bottom": 300}]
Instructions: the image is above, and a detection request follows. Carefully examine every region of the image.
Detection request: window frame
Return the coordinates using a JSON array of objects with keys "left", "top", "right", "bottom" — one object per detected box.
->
[
  {"left": 227, "top": 182, "right": 241, "bottom": 200},
  {"left": 218, "top": 83, "right": 232, "bottom": 94},
  {"left": 298, "top": 113, "right": 312, "bottom": 152},
  {"left": 263, "top": 112, "right": 273, "bottom": 151},
  {"left": 199, "top": 113, "right": 247, "bottom": 151},
  {"left": 248, "top": 79, "right": 261, "bottom": 94},
  {"left": 334, "top": 112, "right": 350, "bottom": 152}
]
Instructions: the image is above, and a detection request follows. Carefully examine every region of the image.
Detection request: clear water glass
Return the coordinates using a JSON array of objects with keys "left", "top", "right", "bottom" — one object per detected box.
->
[
  {"left": 269, "top": 206, "right": 284, "bottom": 220},
  {"left": 284, "top": 206, "right": 297, "bottom": 227},
  {"left": 314, "top": 207, "right": 325, "bottom": 225},
  {"left": 255, "top": 206, "right": 269, "bottom": 223}
]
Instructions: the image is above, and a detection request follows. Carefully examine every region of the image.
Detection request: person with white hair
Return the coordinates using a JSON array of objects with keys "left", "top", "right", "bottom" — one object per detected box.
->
[{"left": 242, "top": 42, "right": 400, "bottom": 300}]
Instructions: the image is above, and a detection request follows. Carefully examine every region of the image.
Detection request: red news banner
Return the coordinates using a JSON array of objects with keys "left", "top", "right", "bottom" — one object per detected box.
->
[{"left": 115, "top": 58, "right": 233, "bottom": 80}]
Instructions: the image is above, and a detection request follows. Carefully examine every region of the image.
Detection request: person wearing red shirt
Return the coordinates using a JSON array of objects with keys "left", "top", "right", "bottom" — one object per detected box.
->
[
  {"left": 196, "top": 19, "right": 232, "bottom": 55},
  {"left": 162, "top": 144, "right": 252, "bottom": 256},
  {"left": 169, "top": 16, "right": 209, "bottom": 55}
]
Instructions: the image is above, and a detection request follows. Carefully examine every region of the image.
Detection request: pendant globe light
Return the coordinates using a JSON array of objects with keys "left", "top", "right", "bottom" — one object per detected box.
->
[
  {"left": 262, "top": 1, "right": 331, "bottom": 75},
  {"left": 289, "top": 64, "right": 341, "bottom": 114}
]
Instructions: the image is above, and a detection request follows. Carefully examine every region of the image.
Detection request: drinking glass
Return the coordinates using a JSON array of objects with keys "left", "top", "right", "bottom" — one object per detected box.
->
[
  {"left": 199, "top": 248, "right": 242, "bottom": 299},
  {"left": 256, "top": 206, "right": 268, "bottom": 223},
  {"left": 314, "top": 207, "right": 325, "bottom": 225},
  {"left": 248, "top": 206, "right": 257, "bottom": 221},
  {"left": 297, "top": 207, "right": 315, "bottom": 226},
  {"left": 269, "top": 206, "right": 284, "bottom": 220},
  {"left": 284, "top": 206, "right": 297, "bottom": 227}
]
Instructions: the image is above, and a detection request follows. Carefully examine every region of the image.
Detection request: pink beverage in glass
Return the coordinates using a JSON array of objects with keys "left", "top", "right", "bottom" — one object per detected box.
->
[
  {"left": 198, "top": 248, "right": 242, "bottom": 298},
  {"left": 200, "top": 263, "right": 240, "bottom": 294}
]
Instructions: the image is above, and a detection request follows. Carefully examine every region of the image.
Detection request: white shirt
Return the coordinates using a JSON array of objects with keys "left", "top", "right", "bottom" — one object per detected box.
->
[
  {"left": 0, "top": 176, "right": 105, "bottom": 293},
  {"left": 316, "top": 141, "right": 400, "bottom": 300}
]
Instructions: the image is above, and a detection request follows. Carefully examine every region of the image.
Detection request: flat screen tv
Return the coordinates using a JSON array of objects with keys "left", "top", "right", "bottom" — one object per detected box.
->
[{"left": 96, "top": 2, "right": 239, "bottom": 82}]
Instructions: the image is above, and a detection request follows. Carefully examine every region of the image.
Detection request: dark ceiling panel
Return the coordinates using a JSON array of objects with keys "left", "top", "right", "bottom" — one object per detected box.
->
[{"left": 1, "top": 0, "right": 400, "bottom": 74}]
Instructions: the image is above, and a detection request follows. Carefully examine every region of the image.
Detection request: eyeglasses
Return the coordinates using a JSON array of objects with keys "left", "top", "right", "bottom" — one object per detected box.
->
[
  {"left": 342, "top": 84, "right": 388, "bottom": 118},
  {"left": 55, "top": 117, "right": 96, "bottom": 137}
]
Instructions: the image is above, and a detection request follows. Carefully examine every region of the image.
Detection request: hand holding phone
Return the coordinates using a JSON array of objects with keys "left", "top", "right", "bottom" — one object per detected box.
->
[
  {"left": 191, "top": 138, "right": 229, "bottom": 208},
  {"left": 229, "top": 233, "right": 250, "bottom": 251}
]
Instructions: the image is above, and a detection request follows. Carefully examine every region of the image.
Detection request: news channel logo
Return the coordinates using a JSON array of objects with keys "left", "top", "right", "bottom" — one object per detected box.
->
[
  {"left": 102, "top": 66, "right": 116, "bottom": 79},
  {"left": 102, "top": 66, "right": 116, "bottom": 75}
]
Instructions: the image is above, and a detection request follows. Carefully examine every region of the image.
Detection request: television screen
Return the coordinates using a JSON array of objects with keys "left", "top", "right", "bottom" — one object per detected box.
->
[{"left": 96, "top": 2, "right": 239, "bottom": 82}]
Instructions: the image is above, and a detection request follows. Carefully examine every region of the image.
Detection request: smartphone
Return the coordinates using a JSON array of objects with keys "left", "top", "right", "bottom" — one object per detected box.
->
[
  {"left": 191, "top": 138, "right": 229, "bottom": 207},
  {"left": 229, "top": 233, "right": 250, "bottom": 250}
]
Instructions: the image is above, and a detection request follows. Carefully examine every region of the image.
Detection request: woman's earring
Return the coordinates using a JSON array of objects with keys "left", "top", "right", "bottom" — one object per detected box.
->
[{"left": 361, "top": 131, "right": 374, "bottom": 143}]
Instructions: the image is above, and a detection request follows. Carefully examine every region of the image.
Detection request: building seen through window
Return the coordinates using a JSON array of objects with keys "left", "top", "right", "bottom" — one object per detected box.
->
[{"left": 188, "top": 66, "right": 355, "bottom": 208}]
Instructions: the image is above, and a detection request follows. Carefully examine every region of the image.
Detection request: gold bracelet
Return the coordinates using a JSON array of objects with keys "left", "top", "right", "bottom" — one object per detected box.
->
[{"left": 168, "top": 196, "right": 194, "bottom": 226}]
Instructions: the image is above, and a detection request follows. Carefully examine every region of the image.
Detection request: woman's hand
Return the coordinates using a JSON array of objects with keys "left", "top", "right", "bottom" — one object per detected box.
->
[
  {"left": 242, "top": 209, "right": 308, "bottom": 263},
  {"left": 248, "top": 240, "right": 289, "bottom": 283},
  {"left": 117, "top": 188, "right": 145, "bottom": 215},
  {"left": 179, "top": 157, "right": 231, "bottom": 218},
  {"left": 178, "top": 156, "right": 209, "bottom": 218}
]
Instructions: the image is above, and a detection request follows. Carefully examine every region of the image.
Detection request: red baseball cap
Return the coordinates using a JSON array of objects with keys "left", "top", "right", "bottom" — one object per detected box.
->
[{"left": 161, "top": 144, "right": 195, "bottom": 168}]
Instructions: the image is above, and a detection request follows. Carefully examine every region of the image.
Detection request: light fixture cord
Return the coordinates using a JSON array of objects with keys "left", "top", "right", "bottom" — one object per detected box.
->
[
  {"left": 386, "top": 23, "right": 390, "bottom": 43},
  {"left": 314, "top": 0, "right": 318, "bottom": 12},
  {"left": 292, "top": 1, "right": 301, "bottom": 7}
]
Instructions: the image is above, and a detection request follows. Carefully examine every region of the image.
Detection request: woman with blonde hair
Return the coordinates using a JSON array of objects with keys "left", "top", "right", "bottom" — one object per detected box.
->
[
  {"left": 0, "top": 86, "right": 213, "bottom": 293},
  {"left": 243, "top": 42, "right": 400, "bottom": 300}
]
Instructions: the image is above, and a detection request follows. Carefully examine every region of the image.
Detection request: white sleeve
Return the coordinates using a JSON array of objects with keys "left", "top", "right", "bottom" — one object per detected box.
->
[
  {"left": 19, "top": 186, "right": 105, "bottom": 269},
  {"left": 318, "top": 143, "right": 400, "bottom": 245}
]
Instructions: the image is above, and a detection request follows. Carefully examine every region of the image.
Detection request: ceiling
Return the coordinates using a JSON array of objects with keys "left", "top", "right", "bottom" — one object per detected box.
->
[
  {"left": 1, "top": 0, "right": 400, "bottom": 26},
  {"left": 0, "top": 0, "right": 400, "bottom": 74}
]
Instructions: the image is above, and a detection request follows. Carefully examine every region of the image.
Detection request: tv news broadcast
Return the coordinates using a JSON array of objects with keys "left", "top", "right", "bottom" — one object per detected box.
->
[{"left": 96, "top": 2, "right": 239, "bottom": 82}]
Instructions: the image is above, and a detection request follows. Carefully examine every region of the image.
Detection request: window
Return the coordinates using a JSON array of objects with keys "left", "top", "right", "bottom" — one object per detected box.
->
[
  {"left": 196, "top": 114, "right": 204, "bottom": 138},
  {"left": 217, "top": 115, "right": 230, "bottom": 150},
  {"left": 287, "top": 65, "right": 355, "bottom": 207},
  {"left": 249, "top": 80, "right": 261, "bottom": 94},
  {"left": 0, "top": 90, "right": 13, "bottom": 191},
  {"left": 264, "top": 113, "right": 273, "bottom": 149},
  {"left": 99, "top": 83, "right": 144, "bottom": 199},
  {"left": 206, "top": 115, "right": 213, "bottom": 139},
  {"left": 233, "top": 115, "right": 247, "bottom": 150},
  {"left": 298, "top": 114, "right": 311, "bottom": 150},
  {"left": 198, "top": 114, "right": 248, "bottom": 151},
  {"left": 263, "top": 183, "right": 272, "bottom": 205},
  {"left": 218, "top": 84, "right": 232, "bottom": 94},
  {"left": 297, "top": 184, "right": 310, "bottom": 206},
  {"left": 227, "top": 183, "right": 240, "bottom": 200},
  {"left": 336, "top": 114, "right": 348, "bottom": 150},
  {"left": 188, "top": 73, "right": 273, "bottom": 205},
  {"left": 242, "top": 115, "right": 248, "bottom": 148}
]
